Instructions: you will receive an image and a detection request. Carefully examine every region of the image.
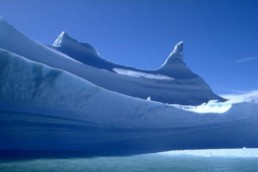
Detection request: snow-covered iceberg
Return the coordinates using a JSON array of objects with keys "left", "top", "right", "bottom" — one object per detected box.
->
[
  {"left": 0, "top": 17, "right": 223, "bottom": 105},
  {"left": 0, "top": 17, "right": 258, "bottom": 156}
]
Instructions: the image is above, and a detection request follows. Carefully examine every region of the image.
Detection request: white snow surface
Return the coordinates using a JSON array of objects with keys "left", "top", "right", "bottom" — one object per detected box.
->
[
  {"left": 169, "top": 91, "right": 258, "bottom": 113},
  {"left": 157, "top": 148, "right": 258, "bottom": 158},
  {"left": 222, "top": 90, "right": 258, "bottom": 103},
  {"left": 113, "top": 68, "right": 174, "bottom": 81},
  {"left": 170, "top": 100, "right": 232, "bottom": 114}
]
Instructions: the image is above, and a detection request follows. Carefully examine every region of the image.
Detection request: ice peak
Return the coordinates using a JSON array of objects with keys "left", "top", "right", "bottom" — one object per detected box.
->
[
  {"left": 168, "top": 41, "right": 184, "bottom": 60},
  {"left": 59, "top": 31, "right": 67, "bottom": 38},
  {"left": 52, "top": 31, "right": 71, "bottom": 47},
  {"left": 52, "top": 31, "right": 100, "bottom": 56},
  {"left": 172, "top": 41, "right": 184, "bottom": 54},
  {"left": 59, "top": 31, "right": 71, "bottom": 40},
  {"left": 160, "top": 41, "right": 184, "bottom": 68}
]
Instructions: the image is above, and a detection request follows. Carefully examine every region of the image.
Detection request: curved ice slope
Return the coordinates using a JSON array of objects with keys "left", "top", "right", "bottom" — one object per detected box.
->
[{"left": 0, "top": 49, "right": 258, "bottom": 155}]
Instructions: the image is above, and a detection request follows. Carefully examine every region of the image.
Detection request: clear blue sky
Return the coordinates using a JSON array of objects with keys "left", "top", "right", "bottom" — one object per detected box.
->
[{"left": 0, "top": 0, "right": 257, "bottom": 94}]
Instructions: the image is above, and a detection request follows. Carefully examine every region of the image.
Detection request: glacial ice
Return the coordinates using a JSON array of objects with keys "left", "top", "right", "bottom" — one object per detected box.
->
[
  {"left": 0, "top": 48, "right": 258, "bottom": 155},
  {"left": 0, "top": 17, "right": 258, "bottom": 155}
]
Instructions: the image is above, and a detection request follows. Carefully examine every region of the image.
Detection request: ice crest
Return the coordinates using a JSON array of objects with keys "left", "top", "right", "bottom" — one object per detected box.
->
[
  {"left": 52, "top": 31, "right": 67, "bottom": 47},
  {"left": 52, "top": 31, "right": 100, "bottom": 56},
  {"left": 171, "top": 41, "right": 184, "bottom": 57},
  {"left": 168, "top": 41, "right": 184, "bottom": 61},
  {"left": 159, "top": 41, "right": 184, "bottom": 70}
]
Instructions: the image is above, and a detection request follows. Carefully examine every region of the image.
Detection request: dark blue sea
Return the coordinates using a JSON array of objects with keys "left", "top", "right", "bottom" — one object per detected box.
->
[{"left": 1, "top": 149, "right": 258, "bottom": 172}]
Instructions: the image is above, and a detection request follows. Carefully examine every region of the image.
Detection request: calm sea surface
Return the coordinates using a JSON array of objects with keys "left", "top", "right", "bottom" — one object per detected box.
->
[{"left": 1, "top": 149, "right": 258, "bottom": 172}]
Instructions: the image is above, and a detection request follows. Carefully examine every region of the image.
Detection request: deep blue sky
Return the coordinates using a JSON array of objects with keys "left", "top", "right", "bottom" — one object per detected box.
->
[{"left": 0, "top": 0, "right": 257, "bottom": 94}]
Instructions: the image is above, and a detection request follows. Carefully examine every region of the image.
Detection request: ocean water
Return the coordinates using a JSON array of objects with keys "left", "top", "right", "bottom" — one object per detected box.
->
[{"left": 1, "top": 149, "right": 258, "bottom": 172}]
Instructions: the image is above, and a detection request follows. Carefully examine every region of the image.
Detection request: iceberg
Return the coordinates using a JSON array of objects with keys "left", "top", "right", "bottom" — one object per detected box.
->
[
  {"left": 0, "top": 48, "right": 258, "bottom": 155},
  {"left": 0, "top": 17, "right": 257, "bottom": 156},
  {"left": 51, "top": 30, "right": 225, "bottom": 105},
  {"left": 0, "top": 17, "right": 224, "bottom": 105}
]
